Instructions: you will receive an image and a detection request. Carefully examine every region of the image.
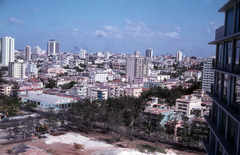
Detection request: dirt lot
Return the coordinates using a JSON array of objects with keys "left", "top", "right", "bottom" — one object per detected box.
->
[{"left": 0, "top": 130, "right": 206, "bottom": 155}]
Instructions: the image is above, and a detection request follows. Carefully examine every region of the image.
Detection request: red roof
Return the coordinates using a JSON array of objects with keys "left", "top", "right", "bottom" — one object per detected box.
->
[{"left": 142, "top": 88, "right": 149, "bottom": 91}]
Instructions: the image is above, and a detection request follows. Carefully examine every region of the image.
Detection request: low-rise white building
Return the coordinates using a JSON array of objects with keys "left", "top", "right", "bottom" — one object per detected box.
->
[
  {"left": 22, "top": 94, "right": 77, "bottom": 110},
  {"left": 175, "top": 95, "right": 202, "bottom": 115},
  {"left": 90, "top": 70, "right": 108, "bottom": 83}
]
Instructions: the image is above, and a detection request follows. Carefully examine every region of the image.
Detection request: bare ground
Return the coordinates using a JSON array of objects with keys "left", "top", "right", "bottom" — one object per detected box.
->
[{"left": 0, "top": 129, "right": 206, "bottom": 155}]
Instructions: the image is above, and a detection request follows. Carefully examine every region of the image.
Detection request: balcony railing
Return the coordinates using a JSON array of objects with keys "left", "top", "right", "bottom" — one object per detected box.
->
[{"left": 215, "top": 25, "right": 224, "bottom": 40}]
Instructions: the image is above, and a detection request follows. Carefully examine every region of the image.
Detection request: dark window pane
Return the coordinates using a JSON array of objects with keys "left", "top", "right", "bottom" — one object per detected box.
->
[
  {"left": 221, "top": 110, "right": 226, "bottom": 136},
  {"left": 223, "top": 74, "right": 228, "bottom": 96},
  {"left": 225, "top": 7, "right": 234, "bottom": 36}
]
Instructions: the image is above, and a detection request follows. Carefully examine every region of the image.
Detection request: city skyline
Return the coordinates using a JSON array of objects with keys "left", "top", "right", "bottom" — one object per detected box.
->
[{"left": 0, "top": 0, "right": 227, "bottom": 57}]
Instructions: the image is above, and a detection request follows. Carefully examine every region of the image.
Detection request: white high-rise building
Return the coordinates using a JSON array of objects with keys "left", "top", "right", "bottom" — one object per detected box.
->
[
  {"left": 25, "top": 46, "right": 31, "bottom": 60},
  {"left": 145, "top": 48, "right": 153, "bottom": 58},
  {"left": 47, "top": 39, "right": 59, "bottom": 55},
  {"left": 176, "top": 50, "right": 182, "bottom": 62},
  {"left": 1, "top": 36, "right": 15, "bottom": 66},
  {"left": 96, "top": 52, "right": 103, "bottom": 57},
  {"left": 33, "top": 46, "right": 42, "bottom": 55},
  {"left": 9, "top": 59, "right": 25, "bottom": 79},
  {"left": 202, "top": 57, "right": 215, "bottom": 92},
  {"left": 79, "top": 49, "right": 86, "bottom": 59},
  {"left": 104, "top": 51, "right": 109, "bottom": 59}
]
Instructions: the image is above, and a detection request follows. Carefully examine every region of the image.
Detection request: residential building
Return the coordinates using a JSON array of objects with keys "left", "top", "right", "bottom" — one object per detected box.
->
[
  {"left": 69, "top": 82, "right": 88, "bottom": 98},
  {"left": 183, "top": 55, "right": 190, "bottom": 62},
  {"left": 8, "top": 59, "right": 25, "bottom": 79},
  {"left": 79, "top": 49, "right": 86, "bottom": 59},
  {"left": 124, "top": 87, "right": 142, "bottom": 97},
  {"left": 202, "top": 57, "right": 215, "bottom": 92},
  {"left": 175, "top": 95, "right": 201, "bottom": 115},
  {"left": 203, "top": 1, "right": 240, "bottom": 154},
  {"left": 134, "top": 50, "right": 140, "bottom": 58},
  {"left": 126, "top": 57, "right": 148, "bottom": 79},
  {"left": 0, "top": 84, "right": 12, "bottom": 96},
  {"left": 176, "top": 50, "right": 182, "bottom": 62},
  {"left": 143, "top": 81, "right": 164, "bottom": 90},
  {"left": 1, "top": 36, "right": 15, "bottom": 66},
  {"left": 91, "top": 88, "right": 108, "bottom": 100},
  {"left": 90, "top": 70, "right": 108, "bottom": 83},
  {"left": 25, "top": 63, "right": 38, "bottom": 75},
  {"left": 104, "top": 51, "right": 109, "bottom": 59},
  {"left": 99, "top": 83, "right": 120, "bottom": 98},
  {"left": 47, "top": 39, "right": 59, "bottom": 54},
  {"left": 33, "top": 46, "right": 41, "bottom": 55},
  {"left": 25, "top": 46, "right": 31, "bottom": 60},
  {"left": 184, "top": 69, "right": 202, "bottom": 80},
  {"left": 145, "top": 48, "right": 153, "bottom": 58}
]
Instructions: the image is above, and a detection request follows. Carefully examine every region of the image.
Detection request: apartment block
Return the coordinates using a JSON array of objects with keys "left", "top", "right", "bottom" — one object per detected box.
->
[
  {"left": 175, "top": 95, "right": 201, "bottom": 115},
  {"left": 203, "top": 1, "right": 240, "bottom": 154},
  {"left": 8, "top": 59, "right": 25, "bottom": 79}
]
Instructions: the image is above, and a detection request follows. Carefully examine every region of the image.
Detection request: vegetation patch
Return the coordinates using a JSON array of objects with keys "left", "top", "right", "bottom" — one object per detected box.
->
[{"left": 136, "top": 144, "right": 166, "bottom": 153}]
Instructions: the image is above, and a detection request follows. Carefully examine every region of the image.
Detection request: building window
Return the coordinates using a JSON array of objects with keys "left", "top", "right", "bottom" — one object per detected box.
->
[
  {"left": 211, "top": 133, "right": 216, "bottom": 151},
  {"left": 235, "top": 40, "right": 240, "bottom": 65},
  {"left": 222, "top": 74, "right": 228, "bottom": 97},
  {"left": 217, "top": 141, "right": 223, "bottom": 155},
  {"left": 226, "top": 42, "right": 232, "bottom": 64},
  {"left": 212, "top": 102, "right": 218, "bottom": 124},
  {"left": 227, "top": 117, "right": 237, "bottom": 148},
  {"left": 233, "top": 77, "right": 240, "bottom": 113},
  {"left": 217, "top": 44, "right": 223, "bottom": 64},
  {"left": 225, "top": 6, "right": 234, "bottom": 36},
  {"left": 216, "top": 72, "right": 221, "bottom": 93},
  {"left": 235, "top": 2, "right": 240, "bottom": 33},
  {"left": 221, "top": 110, "right": 226, "bottom": 136}
]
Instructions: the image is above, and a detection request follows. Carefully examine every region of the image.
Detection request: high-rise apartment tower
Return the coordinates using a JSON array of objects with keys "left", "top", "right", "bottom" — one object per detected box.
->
[
  {"left": 176, "top": 50, "right": 182, "bottom": 62},
  {"left": 79, "top": 49, "right": 86, "bottom": 59},
  {"left": 25, "top": 46, "right": 31, "bottom": 60},
  {"left": 1, "top": 36, "right": 15, "bottom": 66},
  {"left": 203, "top": 1, "right": 240, "bottom": 154},
  {"left": 126, "top": 57, "right": 148, "bottom": 79},
  {"left": 202, "top": 57, "right": 215, "bottom": 92},
  {"left": 47, "top": 39, "right": 59, "bottom": 55},
  {"left": 145, "top": 48, "right": 153, "bottom": 58},
  {"left": 9, "top": 59, "right": 25, "bottom": 79}
]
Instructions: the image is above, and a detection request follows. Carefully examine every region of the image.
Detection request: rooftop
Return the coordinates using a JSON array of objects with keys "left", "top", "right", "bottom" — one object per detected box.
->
[{"left": 23, "top": 94, "right": 76, "bottom": 104}]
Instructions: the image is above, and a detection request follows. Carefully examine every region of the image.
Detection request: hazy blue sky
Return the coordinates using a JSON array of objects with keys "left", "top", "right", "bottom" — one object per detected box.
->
[{"left": 0, "top": 0, "right": 227, "bottom": 57}]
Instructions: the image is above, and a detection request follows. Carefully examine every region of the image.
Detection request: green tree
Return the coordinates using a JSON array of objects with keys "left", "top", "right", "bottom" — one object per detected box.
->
[{"left": 45, "top": 78, "right": 56, "bottom": 88}]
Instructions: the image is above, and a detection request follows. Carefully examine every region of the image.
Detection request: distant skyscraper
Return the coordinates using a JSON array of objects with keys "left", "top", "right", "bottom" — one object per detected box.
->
[
  {"left": 202, "top": 57, "right": 215, "bottom": 92},
  {"left": 104, "top": 51, "right": 109, "bottom": 59},
  {"left": 79, "top": 49, "right": 86, "bottom": 59},
  {"left": 126, "top": 57, "right": 148, "bottom": 79},
  {"left": 9, "top": 59, "right": 25, "bottom": 79},
  {"left": 25, "top": 46, "right": 31, "bottom": 60},
  {"left": 1, "top": 36, "right": 15, "bottom": 66},
  {"left": 145, "top": 48, "right": 153, "bottom": 58},
  {"left": 47, "top": 39, "right": 59, "bottom": 55},
  {"left": 134, "top": 51, "right": 141, "bottom": 58},
  {"left": 33, "top": 46, "right": 41, "bottom": 55},
  {"left": 176, "top": 50, "right": 182, "bottom": 62}
]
